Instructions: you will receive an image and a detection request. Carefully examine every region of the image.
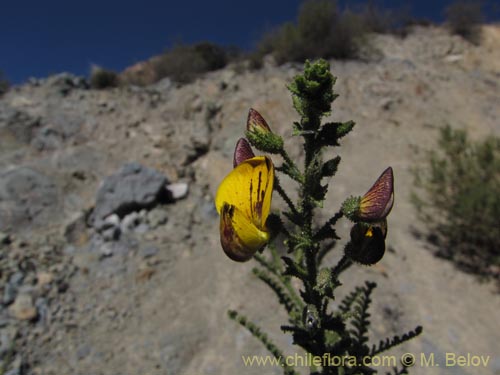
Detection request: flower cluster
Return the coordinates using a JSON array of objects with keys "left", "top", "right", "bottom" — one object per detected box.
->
[{"left": 215, "top": 108, "right": 395, "bottom": 267}]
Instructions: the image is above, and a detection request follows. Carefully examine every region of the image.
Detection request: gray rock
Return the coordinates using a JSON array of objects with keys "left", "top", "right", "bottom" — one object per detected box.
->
[
  {"left": 3, "top": 273, "right": 24, "bottom": 305},
  {"left": 43, "top": 110, "right": 85, "bottom": 140},
  {"left": 151, "top": 77, "right": 172, "bottom": 92},
  {"left": 1, "top": 109, "right": 42, "bottom": 144},
  {"left": 76, "top": 344, "right": 91, "bottom": 360},
  {"left": 46, "top": 72, "right": 89, "bottom": 95},
  {"left": 166, "top": 182, "right": 189, "bottom": 200},
  {"left": 9, "top": 272, "right": 24, "bottom": 287},
  {"left": 95, "top": 213, "right": 120, "bottom": 232},
  {"left": 92, "top": 163, "right": 169, "bottom": 228},
  {"left": 63, "top": 245, "right": 76, "bottom": 255},
  {"left": 147, "top": 207, "right": 168, "bottom": 228},
  {"left": 35, "top": 298, "right": 49, "bottom": 324},
  {"left": 141, "top": 246, "right": 159, "bottom": 258},
  {"left": 31, "top": 127, "right": 62, "bottom": 151},
  {"left": 0, "top": 167, "right": 60, "bottom": 232},
  {"left": 0, "top": 328, "right": 15, "bottom": 357},
  {"left": 99, "top": 243, "right": 114, "bottom": 258},
  {"left": 0, "top": 317, "right": 10, "bottom": 328},
  {"left": 198, "top": 201, "right": 218, "bottom": 220},
  {"left": 120, "top": 211, "right": 141, "bottom": 233},
  {"left": 3, "top": 284, "right": 18, "bottom": 306},
  {"left": 64, "top": 214, "right": 89, "bottom": 246},
  {"left": 101, "top": 226, "right": 120, "bottom": 242},
  {"left": 8, "top": 293, "right": 37, "bottom": 321},
  {"left": 134, "top": 223, "right": 149, "bottom": 234}
]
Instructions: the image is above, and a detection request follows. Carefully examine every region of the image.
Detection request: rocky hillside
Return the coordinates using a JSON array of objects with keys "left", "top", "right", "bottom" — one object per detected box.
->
[{"left": 0, "top": 26, "right": 499, "bottom": 375}]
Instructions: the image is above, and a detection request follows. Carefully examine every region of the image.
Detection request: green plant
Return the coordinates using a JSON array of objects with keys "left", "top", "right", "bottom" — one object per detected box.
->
[
  {"left": 412, "top": 125, "right": 500, "bottom": 282},
  {"left": 444, "top": 0, "right": 483, "bottom": 44},
  {"left": 255, "top": 0, "right": 368, "bottom": 64},
  {"left": 358, "top": 0, "right": 411, "bottom": 36},
  {"left": 0, "top": 70, "right": 10, "bottom": 97},
  {"left": 89, "top": 66, "right": 119, "bottom": 89},
  {"left": 153, "top": 42, "right": 229, "bottom": 84},
  {"left": 254, "top": 0, "right": 414, "bottom": 65},
  {"left": 217, "top": 59, "right": 422, "bottom": 374}
]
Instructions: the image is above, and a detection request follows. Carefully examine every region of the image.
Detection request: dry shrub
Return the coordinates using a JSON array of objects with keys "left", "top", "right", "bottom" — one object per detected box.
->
[
  {"left": 153, "top": 42, "right": 229, "bottom": 84},
  {"left": 0, "top": 70, "right": 10, "bottom": 97},
  {"left": 254, "top": 0, "right": 399, "bottom": 65},
  {"left": 90, "top": 66, "right": 119, "bottom": 89},
  {"left": 412, "top": 126, "right": 500, "bottom": 282},
  {"left": 445, "top": 0, "right": 483, "bottom": 44}
]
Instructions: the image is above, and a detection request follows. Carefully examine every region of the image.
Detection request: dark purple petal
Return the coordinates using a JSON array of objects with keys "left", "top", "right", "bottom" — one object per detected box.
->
[{"left": 233, "top": 138, "right": 255, "bottom": 167}]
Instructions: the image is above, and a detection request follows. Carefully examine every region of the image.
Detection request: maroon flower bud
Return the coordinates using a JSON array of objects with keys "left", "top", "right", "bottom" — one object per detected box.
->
[
  {"left": 247, "top": 108, "right": 272, "bottom": 134},
  {"left": 233, "top": 138, "right": 255, "bottom": 168},
  {"left": 358, "top": 167, "right": 394, "bottom": 222}
]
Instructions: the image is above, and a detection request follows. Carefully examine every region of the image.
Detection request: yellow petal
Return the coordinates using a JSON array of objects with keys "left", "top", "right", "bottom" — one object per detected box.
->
[
  {"left": 219, "top": 203, "right": 269, "bottom": 262},
  {"left": 215, "top": 156, "right": 274, "bottom": 230}
]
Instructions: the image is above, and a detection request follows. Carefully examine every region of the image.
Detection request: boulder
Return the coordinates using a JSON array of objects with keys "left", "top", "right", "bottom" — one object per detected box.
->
[
  {"left": 0, "top": 167, "right": 59, "bottom": 232},
  {"left": 92, "top": 163, "right": 169, "bottom": 228}
]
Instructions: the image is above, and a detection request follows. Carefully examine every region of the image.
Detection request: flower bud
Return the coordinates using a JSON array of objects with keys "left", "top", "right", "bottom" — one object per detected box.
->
[
  {"left": 315, "top": 268, "right": 335, "bottom": 298},
  {"left": 247, "top": 108, "right": 271, "bottom": 134},
  {"left": 341, "top": 196, "right": 362, "bottom": 221},
  {"left": 245, "top": 108, "right": 284, "bottom": 154},
  {"left": 233, "top": 138, "right": 255, "bottom": 167},
  {"left": 341, "top": 167, "right": 394, "bottom": 222},
  {"left": 358, "top": 167, "right": 394, "bottom": 222}
]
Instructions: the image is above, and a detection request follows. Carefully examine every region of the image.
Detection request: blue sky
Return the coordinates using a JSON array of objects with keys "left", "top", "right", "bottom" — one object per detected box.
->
[{"left": 1, "top": 0, "right": 498, "bottom": 84}]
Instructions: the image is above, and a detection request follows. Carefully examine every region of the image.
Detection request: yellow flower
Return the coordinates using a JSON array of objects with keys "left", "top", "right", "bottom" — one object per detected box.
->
[{"left": 215, "top": 155, "right": 274, "bottom": 262}]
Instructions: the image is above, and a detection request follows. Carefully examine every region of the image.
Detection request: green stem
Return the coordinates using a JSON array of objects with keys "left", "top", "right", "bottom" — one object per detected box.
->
[
  {"left": 253, "top": 268, "right": 302, "bottom": 319},
  {"left": 275, "top": 176, "right": 300, "bottom": 219},
  {"left": 255, "top": 252, "right": 304, "bottom": 312},
  {"left": 316, "top": 240, "right": 336, "bottom": 265},
  {"left": 279, "top": 149, "right": 303, "bottom": 183},
  {"left": 313, "top": 210, "right": 343, "bottom": 241},
  {"left": 228, "top": 310, "right": 299, "bottom": 375},
  {"left": 300, "top": 130, "right": 322, "bottom": 311},
  {"left": 331, "top": 254, "right": 353, "bottom": 277},
  {"left": 269, "top": 244, "right": 283, "bottom": 272}
]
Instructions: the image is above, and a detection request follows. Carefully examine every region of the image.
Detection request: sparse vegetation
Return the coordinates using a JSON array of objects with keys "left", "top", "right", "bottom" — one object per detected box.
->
[
  {"left": 89, "top": 66, "right": 120, "bottom": 89},
  {"left": 445, "top": 0, "right": 483, "bottom": 44},
  {"left": 0, "top": 70, "right": 10, "bottom": 97},
  {"left": 254, "top": 0, "right": 366, "bottom": 64},
  {"left": 412, "top": 126, "right": 500, "bottom": 282},
  {"left": 153, "top": 42, "right": 230, "bottom": 84},
  {"left": 253, "top": 0, "right": 411, "bottom": 66}
]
